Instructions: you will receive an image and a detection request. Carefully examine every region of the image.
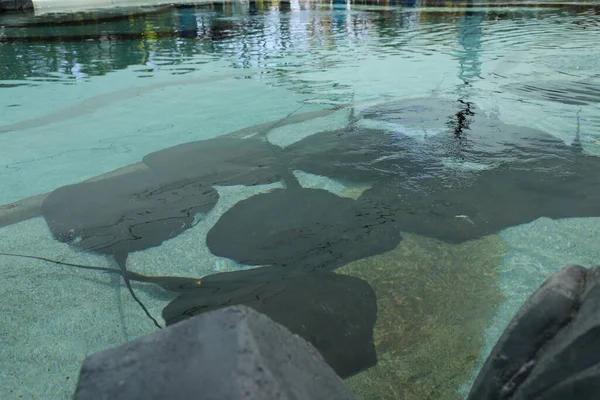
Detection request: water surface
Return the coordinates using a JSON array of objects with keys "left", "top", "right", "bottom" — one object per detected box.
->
[{"left": 1, "top": 1, "right": 600, "bottom": 399}]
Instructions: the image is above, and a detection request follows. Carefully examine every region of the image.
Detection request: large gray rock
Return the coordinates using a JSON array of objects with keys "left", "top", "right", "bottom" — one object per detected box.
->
[
  {"left": 468, "top": 264, "right": 600, "bottom": 399},
  {"left": 74, "top": 305, "right": 357, "bottom": 400}
]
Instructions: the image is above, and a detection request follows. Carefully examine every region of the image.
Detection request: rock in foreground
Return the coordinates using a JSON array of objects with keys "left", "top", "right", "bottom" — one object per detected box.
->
[
  {"left": 468, "top": 264, "right": 600, "bottom": 400},
  {"left": 74, "top": 305, "right": 357, "bottom": 400}
]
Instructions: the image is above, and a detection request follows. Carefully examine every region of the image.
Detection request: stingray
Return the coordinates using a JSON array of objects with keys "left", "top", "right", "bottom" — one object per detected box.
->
[
  {"left": 356, "top": 139, "right": 600, "bottom": 244},
  {"left": 33, "top": 113, "right": 343, "bottom": 326},
  {"left": 0, "top": 253, "right": 378, "bottom": 379},
  {"left": 279, "top": 95, "right": 600, "bottom": 244},
  {"left": 206, "top": 187, "right": 401, "bottom": 271},
  {"left": 283, "top": 97, "right": 565, "bottom": 184},
  {"left": 41, "top": 169, "right": 219, "bottom": 327},
  {"left": 283, "top": 125, "right": 441, "bottom": 184},
  {"left": 0, "top": 106, "right": 346, "bottom": 230},
  {"left": 142, "top": 136, "right": 284, "bottom": 186},
  {"left": 205, "top": 97, "right": 566, "bottom": 268}
]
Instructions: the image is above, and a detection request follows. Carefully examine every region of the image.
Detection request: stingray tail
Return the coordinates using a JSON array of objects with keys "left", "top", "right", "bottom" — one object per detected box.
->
[
  {"left": 113, "top": 249, "right": 163, "bottom": 329},
  {"left": 0, "top": 250, "right": 164, "bottom": 329},
  {"left": 0, "top": 252, "right": 121, "bottom": 273},
  {"left": 0, "top": 251, "right": 202, "bottom": 293},
  {"left": 0, "top": 250, "right": 159, "bottom": 328}
]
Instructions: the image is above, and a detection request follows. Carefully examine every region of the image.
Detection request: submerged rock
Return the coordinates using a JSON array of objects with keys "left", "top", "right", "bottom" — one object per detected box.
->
[{"left": 468, "top": 264, "right": 600, "bottom": 400}]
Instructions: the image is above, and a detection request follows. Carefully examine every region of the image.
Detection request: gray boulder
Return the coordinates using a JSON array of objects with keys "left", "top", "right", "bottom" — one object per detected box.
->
[
  {"left": 74, "top": 305, "right": 357, "bottom": 400},
  {"left": 468, "top": 264, "right": 600, "bottom": 399}
]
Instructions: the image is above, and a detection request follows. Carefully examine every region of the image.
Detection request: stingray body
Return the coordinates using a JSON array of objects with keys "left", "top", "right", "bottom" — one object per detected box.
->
[
  {"left": 41, "top": 169, "right": 220, "bottom": 327},
  {"left": 284, "top": 126, "right": 441, "bottom": 184},
  {"left": 162, "top": 266, "right": 378, "bottom": 378},
  {"left": 142, "top": 137, "right": 283, "bottom": 186},
  {"left": 40, "top": 137, "right": 285, "bottom": 275},
  {"left": 279, "top": 96, "right": 600, "bottom": 244},
  {"left": 41, "top": 169, "right": 219, "bottom": 257},
  {"left": 356, "top": 137, "right": 600, "bottom": 244},
  {"left": 284, "top": 98, "right": 565, "bottom": 184},
  {"left": 206, "top": 187, "right": 401, "bottom": 271}
]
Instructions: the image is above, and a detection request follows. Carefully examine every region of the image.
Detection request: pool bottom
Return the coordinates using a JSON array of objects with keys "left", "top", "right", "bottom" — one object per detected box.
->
[
  {"left": 341, "top": 233, "right": 506, "bottom": 400},
  {"left": 2, "top": 199, "right": 600, "bottom": 399}
]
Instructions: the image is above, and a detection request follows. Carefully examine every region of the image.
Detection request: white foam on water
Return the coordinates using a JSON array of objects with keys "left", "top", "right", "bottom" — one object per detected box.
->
[
  {"left": 441, "top": 158, "right": 492, "bottom": 172},
  {"left": 354, "top": 117, "right": 445, "bottom": 142}
]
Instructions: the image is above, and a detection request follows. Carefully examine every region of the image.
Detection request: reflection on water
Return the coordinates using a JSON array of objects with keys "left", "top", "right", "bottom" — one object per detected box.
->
[
  {"left": 1, "top": 1, "right": 600, "bottom": 399},
  {"left": 1, "top": 1, "right": 598, "bottom": 82}
]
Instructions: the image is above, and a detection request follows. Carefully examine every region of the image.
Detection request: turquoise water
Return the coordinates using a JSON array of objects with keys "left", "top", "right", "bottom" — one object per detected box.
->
[{"left": 1, "top": 1, "right": 600, "bottom": 398}]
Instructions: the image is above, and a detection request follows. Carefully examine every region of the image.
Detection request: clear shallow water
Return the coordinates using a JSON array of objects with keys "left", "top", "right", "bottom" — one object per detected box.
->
[{"left": 1, "top": 1, "right": 600, "bottom": 399}]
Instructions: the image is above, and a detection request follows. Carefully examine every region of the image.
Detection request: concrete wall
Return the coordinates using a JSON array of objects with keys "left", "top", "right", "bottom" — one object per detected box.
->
[
  {"left": 34, "top": 0, "right": 218, "bottom": 14},
  {"left": 0, "top": 0, "right": 33, "bottom": 12},
  {"left": 0, "top": 0, "right": 230, "bottom": 14}
]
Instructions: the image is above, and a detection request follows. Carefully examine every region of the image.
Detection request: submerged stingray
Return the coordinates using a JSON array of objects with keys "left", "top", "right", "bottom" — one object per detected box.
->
[
  {"left": 283, "top": 126, "right": 440, "bottom": 184},
  {"left": 41, "top": 169, "right": 218, "bottom": 256},
  {"left": 279, "top": 96, "right": 600, "bottom": 244},
  {"left": 0, "top": 253, "right": 377, "bottom": 379},
  {"left": 284, "top": 97, "right": 563, "bottom": 184},
  {"left": 142, "top": 137, "right": 283, "bottom": 186},
  {"left": 41, "top": 169, "right": 219, "bottom": 327},
  {"left": 0, "top": 106, "right": 345, "bottom": 230},
  {"left": 205, "top": 97, "right": 580, "bottom": 266},
  {"left": 357, "top": 142, "right": 600, "bottom": 244},
  {"left": 206, "top": 187, "right": 401, "bottom": 271}
]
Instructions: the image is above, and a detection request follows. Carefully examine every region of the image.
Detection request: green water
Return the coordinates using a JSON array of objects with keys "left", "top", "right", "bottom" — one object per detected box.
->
[{"left": 1, "top": 1, "right": 600, "bottom": 399}]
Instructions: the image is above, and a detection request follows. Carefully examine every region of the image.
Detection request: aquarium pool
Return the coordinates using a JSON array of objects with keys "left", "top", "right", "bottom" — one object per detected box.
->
[{"left": 1, "top": 1, "right": 600, "bottom": 399}]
